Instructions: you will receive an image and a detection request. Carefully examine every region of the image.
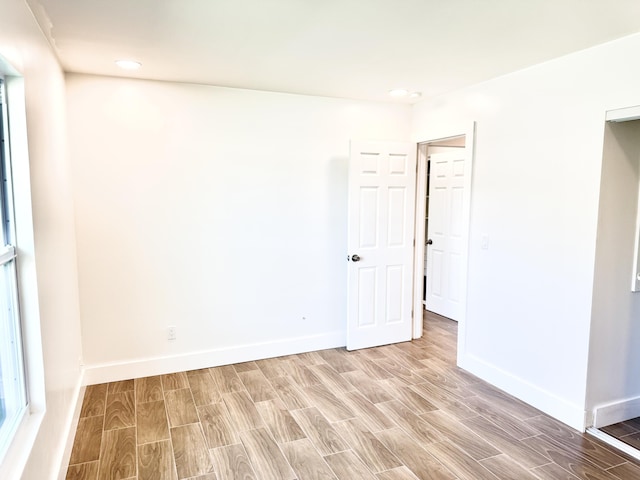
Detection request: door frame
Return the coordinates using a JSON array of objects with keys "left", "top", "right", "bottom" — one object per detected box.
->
[{"left": 411, "top": 122, "right": 476, "bottom": 358}]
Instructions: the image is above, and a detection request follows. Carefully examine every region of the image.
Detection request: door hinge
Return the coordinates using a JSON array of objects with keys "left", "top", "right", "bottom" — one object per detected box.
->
[{"left": 411, "top": 309, "right": 414, "bottom": 319}]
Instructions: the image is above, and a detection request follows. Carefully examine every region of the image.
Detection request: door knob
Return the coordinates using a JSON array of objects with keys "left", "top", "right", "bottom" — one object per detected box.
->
[
  {"left": 351, "top": 254, "right": 361, "bottom": 262},
  {"left": 426, "top": 239, "right": 433, "bottom": 245}
]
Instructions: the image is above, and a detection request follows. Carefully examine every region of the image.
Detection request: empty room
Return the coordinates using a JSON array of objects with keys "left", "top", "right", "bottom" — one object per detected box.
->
[{"left": 3, "top": 1, "right": 640, "bottom": 479}]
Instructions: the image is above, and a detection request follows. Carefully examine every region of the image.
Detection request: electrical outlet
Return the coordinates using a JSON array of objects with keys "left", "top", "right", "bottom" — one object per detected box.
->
[{"left": 167, "top": 326, "right": 177, "bottom": 341}]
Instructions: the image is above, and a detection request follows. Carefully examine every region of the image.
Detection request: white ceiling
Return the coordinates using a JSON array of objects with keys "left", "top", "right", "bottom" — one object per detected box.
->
[{"left": 26, "top": 0, "right": 640, "bottom": 103}]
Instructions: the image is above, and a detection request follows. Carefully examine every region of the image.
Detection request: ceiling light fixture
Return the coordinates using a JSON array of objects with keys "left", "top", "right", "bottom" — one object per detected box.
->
[
  {"left": 409, "top": 92, "right": 422, "bottom": 98},
  {"left": 389, "top": 88, "right": 409, "bottom": 97},
  {"left": 115, "top": 60, "right": 142, "bottom": 70}
]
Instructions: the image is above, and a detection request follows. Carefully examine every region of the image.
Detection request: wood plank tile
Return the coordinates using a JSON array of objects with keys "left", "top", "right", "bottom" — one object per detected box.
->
[
  {"left": 339, "top": 391, "right": 395, "bottom": 432},
  {"left": 108, "top": 379, "right": 134, "bottom": 394},
  {"left": 379, "top": 379, "right": 438, "bottom": 414},
  {"left": 256, "top": 358, "right": 290, "bottom": 379},
  {"left": 238, "top": 370, "right": 278, "bottom": 402},
  {"left": 137, "top": 399, "right": 170, "bottom": 444},
  {"left": 384, "top": 346, "right": 431, "bottom": 371},
  {"left": 617, "top": 432, "right": 640, "bottom": 449},
  {"left": 608, "top": 461, "right": 640, "bottom": 479},
  {"left": 323, "top": 450, "right": 377, "bottom": 480},
  {"left": 376, "top": 400, "right": 443, "bottom": 447},
  {"left": 282, "top": 360, "right": 321, "bottom": 387},
  {"left": 171, "top": 423, "right": 215, "bottom": 479},
  {"left": 165, "top": 388, "right": 199, "bottom": 427},
  {"left": 370, "top": 357, "right": 425, "bottom": 385},
  {"left": 525, "top": 415, "right": 627, "bottom": 469},
  {"left": 69, "top": 415, "right": 104, "bottom": 465},
  {"left": 269, "top": 376, "right": 311, "bottom": 410},
  {"left": 601, "top": 421, "right": 639, "bottom": 438},
  {"left": 97, "top": 427, "right": 136, "bottom": 480},
  {"left": 80, "top": 384, "right": 108, "bottom": 418},
  {"left": 302, "top": 384, "right": 355, "bottom": 422},
  {"left": 185, "top": 475, "right": 218, "bottom": 480},
  {"left": 333, "top": 418, "right": 402, "bottom": 473},
  {"left": 419, "top": 357, "right": 479, "bottom": 386},
  {"left": 239, "top": 428, "right": 296, "bottom": 480},
  {"left": 233, "top": 361, "right": 259, "bottom": 373},
  {"left": 280, "top": 438, "right": 337, "bottom": 480},
  {"left": 356, "top": 348, "right": 389, "bottom": 362},
  {"left": 522, "top": 434, "right": 615, "bottom": 480},
  {"left": 293, "top": 351, "right": 326, "bottom": 365},
  {"left": 376, "top": 428, "right": 457, "bottom": 480},
  {"left": 209, "top": 366, "right": 245, "bottom": 393},
  {"left": 66, "top": 461, "right": 99, "bottom": 480},
  {"left": 104, "top": 390, "right": 136, "bottom": 430},
  {"left": 222, "top": 391, "right": 265, "bottom": 432},
  {"left": 419, "top": 410, "right": 499, "bottom": 461},
  {"left": 427, "top": 440, "right": 500, "bottom": 480},
  {"left": 463, "top": 395, "right": 541, "bottom": 440},
  {"left": 198, "top": 403, "right": 238, "bottom": 449},
  {"left": 188, "top": 372, "right": 223, "bottom": 406},
  {"left": 212, "top": 443, "right": 257, "bottom": 480},
  {"left": 342, "top": 371, "right": 394, "bottom": 404},
  {"left": 410, "top": 381, "right": 477, "bottom": 420},
  {"left": 136, "top": 376, "right": 164, "bottom": 403},
  {"left": 308, "top": 364, "right": 355, "bottom": 394},
  {"left": 375, "top": 466, "right": 420, "bottom": 480},
  {"left": 348, "top": 355, "right": 395, "bottom": 381},
  {"left": 138, "top": 439, "right": 178, "bottom": 480},
  {"left": 317, "top": 348, "right": 357, "bottom": 373},
  {"left": 468, "top": 381, "right": 540, "bottom": 420},
  {"left": 255, "top": 398, "right": 306, "bottom": 443},
  {"left": 461, "top": 414, "right": 548, "bottom": 468},
  {"left": 531, "top": 462, "right": 581, "bottom": 480},
  {"left": 479, "top": 454, "right": 539, "bottom": 479},
  {"left": 162, "top": 372, "right": 190, "bottom": 391},
  {"left": 291, "top": 407, "right": 349, "bottom": 456}
]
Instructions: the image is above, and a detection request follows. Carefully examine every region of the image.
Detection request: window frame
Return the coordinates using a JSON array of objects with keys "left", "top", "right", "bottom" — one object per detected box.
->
[
  {"left": 0, "top": 68, "right": 46, "bottom": 480},
  {"left": 0, "top": 76, "right": 28, "bottom": 465}
]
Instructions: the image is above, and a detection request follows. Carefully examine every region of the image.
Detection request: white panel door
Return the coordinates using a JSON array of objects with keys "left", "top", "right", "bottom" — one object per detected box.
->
[
  {"left": 347, "top": 141, "right": 416, "bottom": 350},
  {"left": 426, "top": 151, "right": 467, "bottom": 320}
]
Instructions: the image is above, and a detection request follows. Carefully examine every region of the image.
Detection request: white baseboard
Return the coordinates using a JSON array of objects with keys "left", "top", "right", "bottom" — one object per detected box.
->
[
  {"left": 592, "top": 396, "right": 640, "bottom": 428},
  {"left": 83, "top": 331, "right": 345, "bottom": 385},
  {"left": 458, "top": 353, "right": 588, "bottom": 431},
  {"left": 57, "top": 369, "right": 86, "bottom": 480}
]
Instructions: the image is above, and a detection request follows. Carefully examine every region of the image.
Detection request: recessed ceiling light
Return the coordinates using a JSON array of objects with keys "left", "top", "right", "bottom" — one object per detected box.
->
[
  {"left": 409, "top": 92, "right": 422, "bottom": 98},
  {"left": 389, "top": 89, "right": 409, "bottom": 97},
  {"left": 115, "top": 60, "right": 142, "bottom": 70}
]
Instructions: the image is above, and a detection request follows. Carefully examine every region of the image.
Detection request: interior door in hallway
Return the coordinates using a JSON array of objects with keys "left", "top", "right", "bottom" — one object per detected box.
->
[
  {"left": 347, "top": 141, "right": 416, "bottom": 350},
  {"left": 425, "top": 150, "right": 467, "bottom": 321}
]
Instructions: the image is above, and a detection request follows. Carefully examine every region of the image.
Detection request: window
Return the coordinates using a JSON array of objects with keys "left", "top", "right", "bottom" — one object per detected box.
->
[{"left": 0, "top": 78, "right": 27, "bottom": 461}]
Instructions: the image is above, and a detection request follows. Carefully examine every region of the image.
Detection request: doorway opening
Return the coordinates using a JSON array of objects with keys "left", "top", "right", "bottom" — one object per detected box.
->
[
  {"left": 586, "top": 109, "right": 640, "bottom": 461},
  {"left": 412, "top": 126, "right": 474, "bottom": 348}
]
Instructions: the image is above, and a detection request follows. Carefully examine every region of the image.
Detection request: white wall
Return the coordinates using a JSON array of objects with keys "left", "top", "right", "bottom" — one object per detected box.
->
[
  {"left": 412, "top": 33, "right": 640, "bottom": 430},
  {"left": 0, "top": 0, "right": 84, "bottom": 479},
  {"left": 588, "top": 121, "right": 640, "bottom": 426},
  {"left": 65, "top": 74, "right": 412, "bottom": 382}
]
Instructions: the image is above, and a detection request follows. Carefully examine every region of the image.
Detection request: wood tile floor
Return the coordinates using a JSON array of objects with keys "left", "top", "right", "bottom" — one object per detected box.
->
[
  {"left": 601, "top": 417, "right": 640, "bottom": 451},
  {"left": 66, "top": 312, "right": 640, "bottom": 480}
]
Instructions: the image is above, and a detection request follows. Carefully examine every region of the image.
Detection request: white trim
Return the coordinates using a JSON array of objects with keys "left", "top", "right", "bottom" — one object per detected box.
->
[
  {"left": 56, "top": 371, "right": 85, "bottom": 480},
  {"left": 591, "top": 396, "right": 640, "bottom": 428},
  {"left": 83, "top": 331, "right": 345, "bottom": 385},
  {"left": 459, "top": 352, "right": 588, "bottom": 431},
  {"left": 412, "top": 143, "right": 428, "bottom": 339},
  {"left": 586, "top": 427, "right": 640, "bottom": 462},
  {"left": 606, "top": 105, "right": 640, "bottom": 123},
  {"left": 412, "top": 121, "right": 476, "bottom": 354}
]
